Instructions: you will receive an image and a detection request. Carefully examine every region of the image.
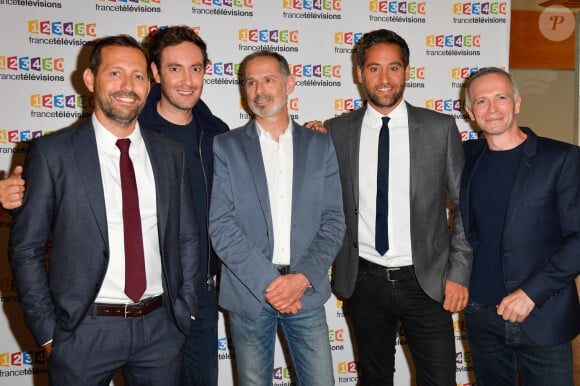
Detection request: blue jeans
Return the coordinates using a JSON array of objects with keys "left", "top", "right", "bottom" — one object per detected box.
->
[
  {"left": 464, "top": 300, "right": 574, "bottom": 386},
  {"left": 180, "top": 287, "right": 218, "bottom": 386},
  {"left": 228, "top": 303, "right": 334, "bottom": 386}
]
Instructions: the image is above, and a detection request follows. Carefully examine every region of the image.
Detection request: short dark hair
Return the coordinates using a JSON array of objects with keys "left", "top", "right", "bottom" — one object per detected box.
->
[
  {"left": 239, "top": 50, "right": 291, "bottom": 80},
  {"left": 88, "top": 34, "right": 146, "bottom": 75},
  {"left": 354, "top": 29, "right": 410, "bottom": 69},
  {"left": 465, "top": 67, "right": 519, "bottom": 108},
  {"left": 147, "top": 26, "right": 209, "bottom": 69}
]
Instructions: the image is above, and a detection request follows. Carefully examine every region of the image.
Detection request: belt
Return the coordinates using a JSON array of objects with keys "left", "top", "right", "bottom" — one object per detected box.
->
[
  {"left": 275, "top": 265, "right": 291, "bottom": 275},
  {"left": 359, "top": 259, "right": 414, "bottom": 282},
  {"left": 89, "top": 295, "right": 162, "bottom": 319}
]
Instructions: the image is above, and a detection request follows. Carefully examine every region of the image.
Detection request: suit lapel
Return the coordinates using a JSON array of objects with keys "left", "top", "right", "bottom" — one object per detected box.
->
[
  {"left": 242, "top": 123, "right": 274, "bottom": 244},
  {"left": 407, "top": 103, "right": 422, "bottom": 203},
  {"left": 71, "top": 121, "right": 108, "bottom": 248},
  {"left": 503, "top": 135, "right": 537, "bottom": 235},
  {"left": 347, "top": 107, "right": 365, "bottom": 205},
  {"left": 142, "top": 128, "right": 170, "bottom": 245}
]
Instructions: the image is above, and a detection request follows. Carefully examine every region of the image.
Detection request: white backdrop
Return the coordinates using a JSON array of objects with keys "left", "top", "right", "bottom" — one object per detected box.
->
[{"left": 0, "top": 1, "right": 510, "bottom": 384}]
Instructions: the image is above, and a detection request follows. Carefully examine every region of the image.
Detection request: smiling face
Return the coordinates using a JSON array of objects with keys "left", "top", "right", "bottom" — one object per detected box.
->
[
  {"left": 357, "top": 43, "right": 409, "bottom": 115},
  {"left": 466, "top": 73, "right": 521, "bottom": 138},
  {"left": 151, "top": 41, "right": 205, "bottom": 123},
  {"left": 243, "top": 56, "right": 295, "bottom": 120},
  {"left": 83, "top": 45, "right": 149, "bottom": 136}
]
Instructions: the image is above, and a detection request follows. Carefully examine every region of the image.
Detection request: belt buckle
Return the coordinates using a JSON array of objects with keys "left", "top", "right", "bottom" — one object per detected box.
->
[
  {"left": 124, "top": 302, "right": 137, "bottom": 319},
  {"left": 385, "top": 267, "right": 400, "bottom": 282}
]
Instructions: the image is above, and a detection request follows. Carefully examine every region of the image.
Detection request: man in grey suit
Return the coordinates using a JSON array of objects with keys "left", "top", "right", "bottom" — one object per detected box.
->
[
  {"left": 9, "top": 35, "right": 199, "bottom": 386},
  {"left": 316, "top": 29, "right": 472, "bottom": 385},
  {"left": 209, "top": 50, "right": 345, "bottom": 385}
]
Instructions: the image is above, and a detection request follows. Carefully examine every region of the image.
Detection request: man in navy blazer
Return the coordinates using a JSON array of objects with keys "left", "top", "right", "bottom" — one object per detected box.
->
[
  {"left": 9, "top": 35, "right": 199, "bottom": 385},
  {"left": 461, "top": 67, "right": 579, "bottom": 385},
  {"left": 209, "top": 51, "right": 345, "bottom": 385}
]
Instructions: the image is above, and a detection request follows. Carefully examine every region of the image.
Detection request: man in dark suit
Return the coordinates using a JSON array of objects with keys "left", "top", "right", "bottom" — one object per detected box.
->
[
  {"left": 461, "top": 67, "right": 579, "bottom": 385},
  {"left": 9, "top": 35, "right": 199, "bottom": 386},
  {"left": 209, "top": 51, "right": 345, "bottom": 385},
  {"left": 319, "top": 29, "right": 472, "bottom": 385}
]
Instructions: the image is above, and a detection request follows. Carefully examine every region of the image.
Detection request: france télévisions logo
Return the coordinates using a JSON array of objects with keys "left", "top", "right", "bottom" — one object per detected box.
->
[
  {"left": 192, "top": 0, "right": 252, "bottom": 7},
  {"left": 453, "top": 2, "right": 507, "bottom": 15},
  {"left": 273, "top": 366, "right": 292, "bottom": 381},
  {"left": 96, "top": 0, "right": 162, "bottom": 14},
  {"left": 425, "top": 34, "right": 481, "bottom": 57},
  {"left": 206, "top": 61, "right": 240, "bottom": 77},
  {"left": 334, "top": 32, "right": 362, "bottom": 45},
  {"left": 238, "top": 28, "right": 300, "bottom": 54},
  {"left": 282, "top": 0, "right": 342, "bottom": 21},
  {"left": 426, "top": 98, "right": 462, "bottom": 113},
  {"left": 0, "top": 56, "right": 64, "bottom": 72},
  {"left": 0, "top": 350, "right": 47, "bottom": 367},
  {"left": 336, "top": 361, "right": 358, "bottom": 383},
  {"left": 283, "top": 0, "right": 341, "bottom": 11},
  {"left": 369, "top": 0, "right": 426, "bottom": 14},
  {"left": 28, "top": 20, "right": 97, "bottom": 37},
  {"left": 0, "top": 129, "right": 43, "bottom": 144},
  {"left": 406, "top": 66, "right": 425, "bottom": 88},
  {"left": 191, "top": 0, "right": 254, "bottom": 17},
  {"left": 334, "top": 97, "right": 363, "bottom": 113},
  {"left": 29, "top": 93, "right": 93, "bottom": 120},
  {"left": 238, "top": 28, "right": 299, "bottom": 44},
  {"left": 451, "top": 66, "right": 478, "bottom": 89},
  {"left": 0, "top": 55, "right": 66, "bottom": 82},
  {"left": 333, "top": 32, "right": 362, "bottom": 54},
  {"left": 292, "top": 63, "right": 341, "bottom": 87},
  {"left": 426, "top": 34, "right": 480, "bottom": 48}
]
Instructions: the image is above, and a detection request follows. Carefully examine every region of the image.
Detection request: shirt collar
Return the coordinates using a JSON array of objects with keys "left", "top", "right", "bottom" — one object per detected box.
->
[
  {"left": 92, "top": 114, "right": 145, "bottom": 153},
  {"left": 256, "top": 118, "right": 293, "bottom": 142},
  {"left": 365, "top": 100, "right": 408, "bottom": 130}
]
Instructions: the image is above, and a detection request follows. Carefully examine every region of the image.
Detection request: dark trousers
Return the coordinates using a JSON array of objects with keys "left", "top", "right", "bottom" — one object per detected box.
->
[
  {"left": 465, "top": 301, "right": 574, "bottom": 386},
  {"left": 49, "top": 306, "right": 185, "bottom": 386},
  {"left": 347, "top": 259, "right": 455, "bottom": 386},
  {"left": 181, "top": 286, "right": 219, "bottom": 386}
]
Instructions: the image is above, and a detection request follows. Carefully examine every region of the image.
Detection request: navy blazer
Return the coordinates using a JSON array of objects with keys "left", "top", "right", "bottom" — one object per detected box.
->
[
  {"left": 9, "top": 119, "right": 200, "bottom": 346},
  {"left": 460, "top": 127, "right": 579, "bottom": 345},
  {"left": 209, "top": 121, "right": 345, "bottom": 320}
]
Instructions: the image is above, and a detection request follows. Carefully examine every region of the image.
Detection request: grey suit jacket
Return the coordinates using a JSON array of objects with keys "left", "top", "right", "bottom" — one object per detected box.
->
[
  {"left": 327, "top": 103, "right": 472, "bottom": 301},
  {"left": 209, "top": 121, "right": 345, "bottom": 320},
  {"left": 9, "top": 119, "right": 200, "bottom": 346}
]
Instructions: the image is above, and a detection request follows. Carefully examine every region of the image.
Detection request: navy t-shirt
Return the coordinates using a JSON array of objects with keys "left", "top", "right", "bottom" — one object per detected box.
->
[{"left": 469, "top": 141, "right": 525, "bottom": 305}]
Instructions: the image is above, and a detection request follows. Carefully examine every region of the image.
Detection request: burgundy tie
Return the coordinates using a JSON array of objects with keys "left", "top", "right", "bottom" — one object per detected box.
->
[{"left": 116, "top": 138, "right": 146, "bottom": 303}]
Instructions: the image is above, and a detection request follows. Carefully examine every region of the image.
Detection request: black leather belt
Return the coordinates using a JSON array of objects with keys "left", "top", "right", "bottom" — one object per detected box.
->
[
  {"left": 89, "top": 295, "right": 162, "bottom": 319},
  {"left": 359, "top": 259, "right": 414, "bottom": 282},
  {"left": 275, "top": 265, "right": 291, "bottom": 275}
]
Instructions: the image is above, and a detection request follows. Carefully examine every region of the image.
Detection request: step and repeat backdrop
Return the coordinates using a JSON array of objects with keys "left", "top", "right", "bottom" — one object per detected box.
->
[{"left": 0, "top": 1, "right": 510, "bottom": 385}]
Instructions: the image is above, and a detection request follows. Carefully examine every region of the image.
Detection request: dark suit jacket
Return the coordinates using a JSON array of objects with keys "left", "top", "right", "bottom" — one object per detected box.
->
[
  {"left": 460, "top": 127, "right": 579, "bottom": 345},
  {"left": 209, "top": 121, "right": 345, "bottom": 320},
  {"left": 9, "top": 119, "right": 200, "bottom": 346},
  {"left": 327, "top": 103, "right": 472, "bottom": 302}
]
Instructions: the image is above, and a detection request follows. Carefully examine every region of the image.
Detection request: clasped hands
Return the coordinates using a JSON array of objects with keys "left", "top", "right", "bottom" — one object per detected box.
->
[{"left": 265, "top": 273, "right": 310, "bottom": 314}]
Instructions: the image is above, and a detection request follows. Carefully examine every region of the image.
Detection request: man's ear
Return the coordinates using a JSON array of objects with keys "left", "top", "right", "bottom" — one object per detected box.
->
[{"left": 83, "top": 68, "right": 95, "bottom": 93}]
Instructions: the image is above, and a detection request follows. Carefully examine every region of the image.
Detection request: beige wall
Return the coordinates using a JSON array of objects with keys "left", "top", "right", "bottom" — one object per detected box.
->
[{"left": 511, "top": 69, "right": 576, "bottom": 144}]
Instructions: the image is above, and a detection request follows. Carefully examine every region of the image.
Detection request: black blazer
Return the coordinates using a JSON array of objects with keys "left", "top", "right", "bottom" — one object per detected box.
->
[{"left": 460, "top": 127, "right": 579, "bottom": 345}]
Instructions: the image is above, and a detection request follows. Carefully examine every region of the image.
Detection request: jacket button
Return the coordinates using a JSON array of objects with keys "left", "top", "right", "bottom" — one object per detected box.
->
[{"left": 353, "top": 242, "right": 358, "bottom": 248}]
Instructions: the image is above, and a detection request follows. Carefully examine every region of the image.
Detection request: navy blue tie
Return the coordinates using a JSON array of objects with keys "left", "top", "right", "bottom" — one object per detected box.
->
[{"left": 375, "top": 116, "right": 390, "bottom": 255}]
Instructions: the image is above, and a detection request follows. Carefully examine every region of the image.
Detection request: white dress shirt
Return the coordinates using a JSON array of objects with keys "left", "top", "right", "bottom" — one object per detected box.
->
[
  {"left": 358, "top": 102, "right": 413, "bottom": 267},
  {"left": 257, "top": 120, "right": 293, "bottom": 266},
  {"left": 92, "top": 115, "right": 163, "bottom": 304}
]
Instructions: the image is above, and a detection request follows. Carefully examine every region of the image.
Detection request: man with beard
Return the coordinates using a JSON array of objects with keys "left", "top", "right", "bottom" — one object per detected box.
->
[
  {"left": 8, "top": 35, "right": 199, "bottom": 386},
  {"left": 0, "top": 26, "right": 228, "bottom": 386},
  {"left": 312, "top": 29, "right": 472, "bottom": 385},
  {"left": 209, "top": 50, "right": 345, "bottom": 385}
]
